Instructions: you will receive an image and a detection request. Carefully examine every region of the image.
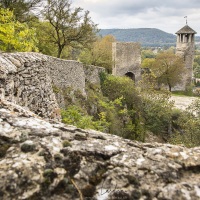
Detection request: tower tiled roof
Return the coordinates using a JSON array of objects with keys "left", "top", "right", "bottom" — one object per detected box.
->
[{"left": 176, "top": 25, "right": 197, "bottom": 34}]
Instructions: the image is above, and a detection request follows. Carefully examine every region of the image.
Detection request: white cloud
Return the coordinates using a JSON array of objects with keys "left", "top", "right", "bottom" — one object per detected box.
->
[{"left": 72, "top": 0, "right": 200, "bottom": 35}]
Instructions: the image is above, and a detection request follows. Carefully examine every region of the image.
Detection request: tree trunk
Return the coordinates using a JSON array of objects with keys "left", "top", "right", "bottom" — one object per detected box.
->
[
  {"left": 169, "top": 85, "right": 172, "bottom": 92},
  {"left": 167, "top": 78, "right": 172, "bottom": 92},
  {"left": 57, "top": 47, "right": 62, "bottom": 58}
]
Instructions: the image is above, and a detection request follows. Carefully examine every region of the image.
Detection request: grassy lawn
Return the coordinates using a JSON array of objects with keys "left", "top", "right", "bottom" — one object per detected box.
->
[
  {"left": 171, "top": 90, "right": 195, "bottom": 97},
  {"left": 171, "top": 91, "right": 189, "bottom": 97}
]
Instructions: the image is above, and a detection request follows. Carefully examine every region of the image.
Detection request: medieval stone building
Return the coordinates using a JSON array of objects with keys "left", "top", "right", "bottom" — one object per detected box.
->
[
  {"left": 112, "top": 42, "right": 141, "bottom": 82},
  {"left": 175, "top": 24, "right": 197, "bottom": 90},
  {"left": 112, "top": 25, "right": 197, "bottom": 91}
]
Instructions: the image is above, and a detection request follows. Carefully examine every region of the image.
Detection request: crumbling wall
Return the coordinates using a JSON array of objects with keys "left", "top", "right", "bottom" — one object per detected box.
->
[
  {"left": 0, "top": 52, "right": 87, "bottom": 119},
  {"left": 46, "top": 57, "right": 86, "bottom": 108},
  {"left": 83, "top": 65, "right": 105, "bottom": 85},
  {"left": 112, "top": 42, "right": 141, "bottom": 82}
]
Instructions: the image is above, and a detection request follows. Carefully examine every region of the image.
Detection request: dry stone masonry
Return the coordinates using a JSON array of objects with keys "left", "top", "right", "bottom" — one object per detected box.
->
[
  {"left": 83, "top": 65, "right": 105, "bottom": 85},
  {"left": 0, "top": 52, "right": 60, "bottom": 120},
  {"left": 0, "top": 52, "right": 104, "bottom": 119},
  {"left": 0, "top": 99, "right": 200, "bottom": 200}
]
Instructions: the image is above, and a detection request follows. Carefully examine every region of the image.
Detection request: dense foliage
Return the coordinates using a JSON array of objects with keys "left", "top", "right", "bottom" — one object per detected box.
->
[
  {"left": 60, "top": 72, "right": 200, "bottom": 147},
  {"left": 0, "top": 0, "right": 42, "bottom": 22},
  {"left": 0, "top": 0, "right": 98, "bottom": 59},
  {"left": 142, "top": 51, "right": 185, "bottom": 91},
  {"left": 0, "top": 8, "right": 38, "bottom": 52},
  {"left": 169, "top": 100, "right": 200, "bottom": 147},
  {"left": 79, "top": 35, "right": 115, "bottom": 73}
]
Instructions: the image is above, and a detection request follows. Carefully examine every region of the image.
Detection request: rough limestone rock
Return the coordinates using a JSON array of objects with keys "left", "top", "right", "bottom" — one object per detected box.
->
[
  {"left": 0, "top": 52, "right": 105, "bottom": 119},
  {"left": 0, "top": 52, "right": 61, "bottom": 120},
  {"left": 0, "top": 99, "right": 200, "bottom": 200}
]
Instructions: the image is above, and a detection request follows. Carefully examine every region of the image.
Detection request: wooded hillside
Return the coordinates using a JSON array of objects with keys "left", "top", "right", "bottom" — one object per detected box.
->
[{"left": 99, "top": 28, "right": 200, "bottom": 47}]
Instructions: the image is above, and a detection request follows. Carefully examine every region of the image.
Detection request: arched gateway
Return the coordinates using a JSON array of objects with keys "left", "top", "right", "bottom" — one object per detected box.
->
[{"left": 125, "top": 72, "right": 135, "bottom": 82}]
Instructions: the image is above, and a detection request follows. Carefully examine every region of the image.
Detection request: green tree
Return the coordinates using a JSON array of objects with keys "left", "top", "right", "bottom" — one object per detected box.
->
[
  {"left": 193, "top": 62, "right": 200, "bottom": 79},
  {"left": 142, "top": 58, "right": 155, "bottom": 68},
  {"left": 193, "top": 55, "right": 200, "bottom": 79},
  {"left": 101, "top": 75, "right": 145, "bottom": 140},
  {"left": 170, "top": 103, "right": 200, "bottom": 147},
  {"left": 79, "top": 35, "right": 115, "bottom": 73},
  {"left": 32, "top": 20, "right": 58, "bottom": 56},
  {"left": 141, "top": 89, "right": 173, "bottom": 136},
  {"left": 194, "top": 55, "right": 200, "bottom": 65},
  {"left": 61, "top": 105, "right": 110, "bottom": 132},
  {"left": 43, "top": 0, "right": 98, "bottom": 58},
  {"left": 150, "top": 52, "right": 185, "bottom": 91},
  {"left": 102, "top": 75, "right": 140, "bottom": 109},
  {"left": 0, "top": 0, "right": 42, "bottom": 22},
  {"left": 141, "top": 49, "right": 156, "bottom": 60},
  {"left": 0, "top": 8, "right": 38, "bottom": 52}
]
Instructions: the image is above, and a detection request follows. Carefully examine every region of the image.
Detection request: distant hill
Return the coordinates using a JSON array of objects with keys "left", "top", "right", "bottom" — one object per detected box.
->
[{"left": 98, "top": 28, "right": 200, "bottom": 47}]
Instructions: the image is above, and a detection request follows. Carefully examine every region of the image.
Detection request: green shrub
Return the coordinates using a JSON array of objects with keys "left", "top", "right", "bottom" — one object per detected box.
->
[
  {"left": 60, "top": 72, "right": 200, "bottom": 147},
  {"left": 52, "top": 85, "right": 60, "bottom": 94},
  {"left": 141, "top": 90, "right": 173, "bottom": 135},
  {"left": 169, "top": 106, "right": 200, "bottom": 147},
  {"left": 61, "top": 105, "right": 110, "bottom": 132}
]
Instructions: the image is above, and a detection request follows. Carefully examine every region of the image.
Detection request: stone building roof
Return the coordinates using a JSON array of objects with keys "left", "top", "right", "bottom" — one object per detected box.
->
[{"left": 176, "top": 24, "right": 197, "bottom": 34}]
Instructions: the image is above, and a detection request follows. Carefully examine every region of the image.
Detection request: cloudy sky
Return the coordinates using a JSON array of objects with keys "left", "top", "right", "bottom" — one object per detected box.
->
[{"left": 73, "top": 0, "right": 200, "bottom": 35}]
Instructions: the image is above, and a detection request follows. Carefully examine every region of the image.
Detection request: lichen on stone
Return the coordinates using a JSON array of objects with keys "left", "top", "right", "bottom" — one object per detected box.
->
[{"left": 0, "top": 96, "right": 200, "bottom": 200}]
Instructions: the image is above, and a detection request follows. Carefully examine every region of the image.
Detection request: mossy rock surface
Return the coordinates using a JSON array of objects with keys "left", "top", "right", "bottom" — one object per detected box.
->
[
  {"left": 0, "top": 143, "right": 11, "bottom": 158},
  {"left": 62, "top": 140, "right": 72, "bottom": 147},
  {"left": 21, "top": 141, "right": 36, "bottom": 153}
]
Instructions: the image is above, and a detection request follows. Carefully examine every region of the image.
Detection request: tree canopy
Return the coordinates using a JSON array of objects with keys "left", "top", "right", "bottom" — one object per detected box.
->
[
  {"left": 193, "top": 55, "right": 200, "bottom": 79},
  {"left": 149, "top": 52, "right": 185, "bottom": 91},
  {"left": 43, "top": 0, "right": 98, "bottom": 58},
  {"left": 0, "top": 0, "right": 42, "bottom": 22},
  {"left": 79, "top": 35, "right": 115, "bottom": 73},
  {"left": 0, "top": 8, "right": 38, "bottom": 52}
]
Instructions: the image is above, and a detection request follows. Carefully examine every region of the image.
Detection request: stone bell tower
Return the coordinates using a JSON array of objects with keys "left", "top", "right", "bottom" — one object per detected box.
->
[{"left": 175, "top": 22, "right": 197, "bottom": 90}]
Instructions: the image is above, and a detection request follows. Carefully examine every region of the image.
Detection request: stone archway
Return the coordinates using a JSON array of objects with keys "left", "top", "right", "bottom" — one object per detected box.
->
[{"left": 125, "top": 72, "right": 135, "bottom": 82}]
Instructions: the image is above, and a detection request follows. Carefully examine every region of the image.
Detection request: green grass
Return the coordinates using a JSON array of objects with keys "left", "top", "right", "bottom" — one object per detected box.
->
[
  {"left": 171, "top": 91, "right": 194, "bottom": 97},
  {"left": 171, "top": 91, "right": 188, "bottom": 96}
]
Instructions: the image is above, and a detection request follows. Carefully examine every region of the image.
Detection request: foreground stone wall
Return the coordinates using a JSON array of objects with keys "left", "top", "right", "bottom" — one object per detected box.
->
[
  {"left": 0, "top": 52, "right": 103, "bottom": 118},
  {"left": 0, "top": 52, "right": 60, "bottom": 120},
  {"left": 0, "top": 99, "right": 200, "bottom": 200}
]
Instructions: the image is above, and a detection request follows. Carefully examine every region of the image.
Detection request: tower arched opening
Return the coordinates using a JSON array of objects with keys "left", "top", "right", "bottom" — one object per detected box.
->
[{"left": 125, "top": 72, "right": 135, "bottom": 82}]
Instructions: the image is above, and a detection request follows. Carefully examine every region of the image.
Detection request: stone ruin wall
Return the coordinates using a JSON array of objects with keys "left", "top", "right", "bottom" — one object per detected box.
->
[
  {"left": 0, "top": 52, "right": 104, "bottom": 120},
  {"left": 83, "top": 65, "right": 105, "bottom": 85},
  {"left": 47, "top": 57, "right": 86, "bottom": 109},
  {"left": 0, "top": 52, "right": 60, "bottom": 120},
  {"left": 112, "top": 42, "right": 141, "bottom": 82}
]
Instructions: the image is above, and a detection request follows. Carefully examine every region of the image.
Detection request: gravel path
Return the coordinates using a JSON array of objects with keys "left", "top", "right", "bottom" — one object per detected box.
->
[{"left": 170, "top": 96, "right": 198, "bottom": 110}]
